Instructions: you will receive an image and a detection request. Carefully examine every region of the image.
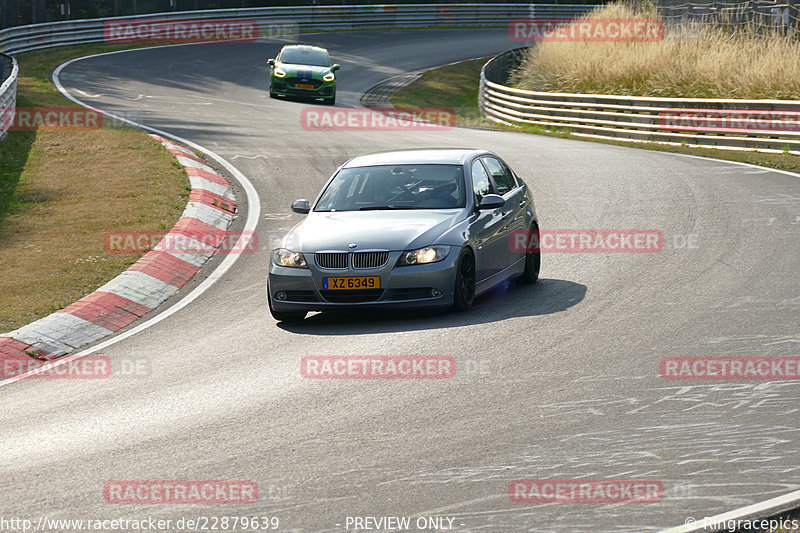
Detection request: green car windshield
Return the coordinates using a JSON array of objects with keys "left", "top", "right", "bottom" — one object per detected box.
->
[
  {"left": 315, "top": 165, "right": 467, "bottom": 212},
  {"left": 280, "top": 48, "right": 330, "bottom": 67}
]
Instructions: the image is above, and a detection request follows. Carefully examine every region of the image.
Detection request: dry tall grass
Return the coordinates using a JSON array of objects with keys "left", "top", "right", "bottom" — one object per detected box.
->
[{"left": 509, "top": 2, "right": 800, "bottom": 99}]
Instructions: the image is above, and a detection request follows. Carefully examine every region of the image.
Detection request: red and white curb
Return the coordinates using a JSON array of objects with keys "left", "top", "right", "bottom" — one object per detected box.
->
[{"left": 0, "top": 134, "right": 236, "bottom": 361}]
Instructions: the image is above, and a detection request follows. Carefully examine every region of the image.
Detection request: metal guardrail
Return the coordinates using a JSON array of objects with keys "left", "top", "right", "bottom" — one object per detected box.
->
[
  {"left": 0, "top": 53, "right": 19, "bottom": 142},
  {"left": 656, "top": 0, "right": 800, "bottom": 30},
  {"left": 480, "top": 48, "right": 800, "bottom": 155},
  {"left": 0, "top": 4, "right": 595, "bottom": 55}
]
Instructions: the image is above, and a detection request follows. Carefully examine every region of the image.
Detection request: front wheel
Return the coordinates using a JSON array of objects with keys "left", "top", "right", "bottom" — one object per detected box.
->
[
  {"left": 453, "top": 248, "right": 476, "bottom": 312},
  {"left": 519, "top": 223, "right": 541, "bottom": 284},
  {"left": 268, "top": 283, "right": 307, "bottom": 322}
]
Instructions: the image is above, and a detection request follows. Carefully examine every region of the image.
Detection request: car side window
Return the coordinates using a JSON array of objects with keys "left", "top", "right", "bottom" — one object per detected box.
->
[
  {"left": 481, "top": 157, "right": 515, "bottom": 195},
  {"left": 471, "top": 159, "right": 494, "bottom": 204},
  {"left": 500, "top": 159, "right": 521, "bottom": 188}
]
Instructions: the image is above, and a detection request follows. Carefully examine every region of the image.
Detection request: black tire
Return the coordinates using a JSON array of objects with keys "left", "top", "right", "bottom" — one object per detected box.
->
[
  {"left": 268, "top": 284, "right": 307, "bottom": 322},
  {"left": 453, "top": 248, "right": 476, "bottom": 312},
  {"left": 325, "top": 96, "right": 335, "bottom": 105},
  {"left": 519, "top": 223, "right": 541, "bottom": 284},
  {"left": 269, "top": 91, "right": 276, "bottom": 99}
]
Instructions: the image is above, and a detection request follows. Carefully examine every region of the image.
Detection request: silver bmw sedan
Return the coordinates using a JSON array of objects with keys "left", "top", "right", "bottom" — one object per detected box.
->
[{"left": 267, "top": 149, "right": 540, "bottom": 322}]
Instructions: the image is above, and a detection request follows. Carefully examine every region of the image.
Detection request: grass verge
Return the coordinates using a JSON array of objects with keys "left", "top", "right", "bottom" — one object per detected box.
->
[
  {"left": 390, "top": 58, "right": 800, "bottom": 175},
  {"left": 0, "top": 44, "right": 190, "bottom": 332},
  {"left": 390, "top": 59, "right": 485, "bottom": 125}
]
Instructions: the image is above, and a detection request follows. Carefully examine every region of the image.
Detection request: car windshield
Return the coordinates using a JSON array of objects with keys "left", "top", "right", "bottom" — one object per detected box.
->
[
  {"left": 314, "top": 164, "right": 466, "bottom": 212},
  {"left": 280, "top": 48, "right": 330, "bottom": 67}
]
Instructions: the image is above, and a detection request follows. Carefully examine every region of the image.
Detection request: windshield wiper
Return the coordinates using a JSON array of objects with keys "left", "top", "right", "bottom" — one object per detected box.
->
[{"left": 358, "top": 205, "right": 415, "bottom": 211}]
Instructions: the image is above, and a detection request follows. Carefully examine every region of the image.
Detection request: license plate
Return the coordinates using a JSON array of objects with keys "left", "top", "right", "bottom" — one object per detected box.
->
[
  {"left": 295, "top": 83, "right": 315, "bottom": 90},
  {"left": 323, "top": 276, "right": 380, "bottom": 290}
]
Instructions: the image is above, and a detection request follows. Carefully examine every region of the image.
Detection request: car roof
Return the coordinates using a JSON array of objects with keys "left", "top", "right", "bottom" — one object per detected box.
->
[
  {"left": 281, "top": 44, "right": 328, "bottom": 53},
  {"left": 342, "top": 149, "right": 489, "bottom": 168}
]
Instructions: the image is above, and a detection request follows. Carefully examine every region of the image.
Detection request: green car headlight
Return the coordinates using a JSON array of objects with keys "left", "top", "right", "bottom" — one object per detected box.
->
[
  {"left": 273, "top": 68, "right": 287, "bottom": 78},
  {"left": 322, "top": 73, "right": 335, "bottom": 82},
  {"left": 396, "top": 246, "right": 450, "bottom": 267},
  {"left": 272, "top": 248, "right": 308, "bottom": 268}
]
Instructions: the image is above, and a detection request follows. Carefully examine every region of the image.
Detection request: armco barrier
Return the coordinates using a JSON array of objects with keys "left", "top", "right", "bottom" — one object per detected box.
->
[
  {"left": 0, "top": 4, "right": 594, "bottom": 55},
  {"left": 480, "top": 48, "right": 800, "bottom": 155},
  {"left": 656, "top": 0, "right": 800, "bottom": 30},
  {"left": 0, "top": 53, "right": 18, "bottom": 142}
]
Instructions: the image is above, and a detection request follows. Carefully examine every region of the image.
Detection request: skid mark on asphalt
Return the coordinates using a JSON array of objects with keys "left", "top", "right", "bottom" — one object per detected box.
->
[
  {"left": 72, "top": 88, "right": 145, "bottom": 100},
  {"left": 232, "top": 154, "right": 270, "bottom": 160},
  {"left": 262, "top": 213, "right": 295, "bottom": 221},
  {"left": 741, "top": 216, "right": 777, "bottom": 224},
  {"left": 758, "top": 193, "right": 800, "bottom": 205},
  {"left": 346, "top": 380, "right": 800, "bottom": 531},
  {"left": 709, "top": 296, "right": 800, "bottom": 310},
  {"left": 694, "top": 165, "right": 777, "bottom": 175},
  {"left": 709, "top": 332, "right": 800, "bottom": 346},
  {"left": 516, "top": 380, "right": 800, "bottom": 417}
]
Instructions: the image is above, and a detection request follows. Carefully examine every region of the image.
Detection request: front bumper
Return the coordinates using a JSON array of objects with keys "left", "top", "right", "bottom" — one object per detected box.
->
[
  {"left": 270, "top": 77, "right": 335, "bottom": 98},
  {"left": 268, "top": 250, "right": 458, "bottom": 312}
]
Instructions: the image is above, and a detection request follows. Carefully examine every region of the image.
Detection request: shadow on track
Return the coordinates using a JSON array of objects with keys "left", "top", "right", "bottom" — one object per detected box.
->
[{"left": 276, "top": 278, "right": 586, "bottom": 335}]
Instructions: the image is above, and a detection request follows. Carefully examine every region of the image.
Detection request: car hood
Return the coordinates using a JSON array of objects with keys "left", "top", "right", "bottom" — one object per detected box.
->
[
  {"left": 276, "top": 63, "right": 332, "bottom": 79},
  {"left": 284, "top": 210, "right": 463, "bottom": 252}
]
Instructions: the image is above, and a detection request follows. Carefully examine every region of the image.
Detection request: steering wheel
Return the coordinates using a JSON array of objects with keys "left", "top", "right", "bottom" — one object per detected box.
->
[{"left": 386, "top": 182, "right": 415, "bottom": 204}]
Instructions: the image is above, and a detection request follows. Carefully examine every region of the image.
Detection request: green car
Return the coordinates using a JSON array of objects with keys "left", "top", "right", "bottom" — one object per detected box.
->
[{"left": 268, "top": 45, "right": 340, "bottom": 105}]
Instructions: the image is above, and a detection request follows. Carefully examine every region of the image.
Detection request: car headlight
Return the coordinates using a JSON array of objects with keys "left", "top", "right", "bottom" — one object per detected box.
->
[
  {"left": 322, "top": 72, "right": 335, "bottom": 82},
  {"left": 273, "top": 68, "right": 287, "bottom": 78},
  {"left": 272, "top": 248, "right": 308, "bottom": 268},
  {"left": 396, "top": 246, "right": 450, "bottom": 266}
]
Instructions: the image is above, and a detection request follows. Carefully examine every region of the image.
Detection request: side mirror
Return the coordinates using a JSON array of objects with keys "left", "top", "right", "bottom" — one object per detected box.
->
[
  {"left": 331, "top": 64, "right": 341, "bottom": 71},
  {"left": 291, "top": 199, "right": 311, "bottom": 214},
  {"left": 267, "top": 58, "right": 275, "bottom": 66},
  {"left": 477, "top": 194, "right": 505, "bottom": 210}
]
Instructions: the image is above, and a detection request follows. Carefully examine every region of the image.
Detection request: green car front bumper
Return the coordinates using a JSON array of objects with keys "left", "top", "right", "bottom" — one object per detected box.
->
[{"left": 270, "top": 74, "right": 335, "bottom": 100}]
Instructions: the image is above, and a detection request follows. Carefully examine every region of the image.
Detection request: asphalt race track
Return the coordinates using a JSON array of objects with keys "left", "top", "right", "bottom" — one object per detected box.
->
[{"left": 2, "top": 29, "right": 800, "bottom": 532}]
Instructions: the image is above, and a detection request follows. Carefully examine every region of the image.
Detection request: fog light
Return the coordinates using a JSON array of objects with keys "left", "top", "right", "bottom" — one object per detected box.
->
[
  {"left": 276, "top": 291, "right": 287, "bottom": 300},
  {"left": 431, "top": 289, "right": 442, "bottom": 297}
]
